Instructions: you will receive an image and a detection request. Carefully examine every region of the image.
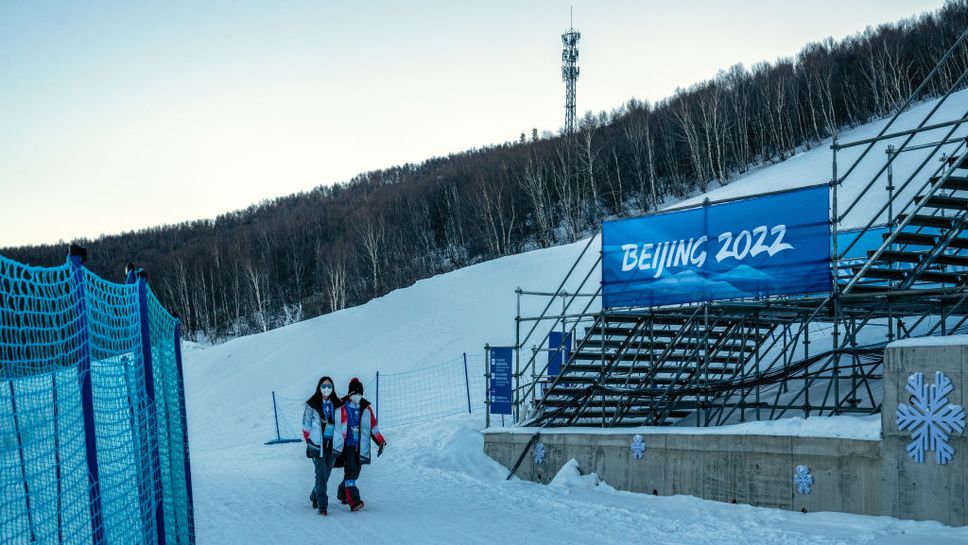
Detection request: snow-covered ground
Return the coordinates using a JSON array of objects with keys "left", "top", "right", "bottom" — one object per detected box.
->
[
  {"left": 184, "top": 90, "right": 968, "bottom": 544},
  {"left": 190, "top": 413, "right": 968, "bottom": 545}
]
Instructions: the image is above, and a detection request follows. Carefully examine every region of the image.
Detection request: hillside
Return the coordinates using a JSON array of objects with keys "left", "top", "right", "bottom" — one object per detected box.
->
[
  {"left": 186, "top": 85, "right": 968, "bottom": 444},
  {"left": 6, "top": 1, "right": 968, "bottom": 344}
]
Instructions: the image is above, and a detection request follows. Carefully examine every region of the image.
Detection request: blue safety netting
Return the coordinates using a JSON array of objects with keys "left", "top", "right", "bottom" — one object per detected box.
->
[{"left": 0, "top": 253, "right": 194, "bottom": 545}]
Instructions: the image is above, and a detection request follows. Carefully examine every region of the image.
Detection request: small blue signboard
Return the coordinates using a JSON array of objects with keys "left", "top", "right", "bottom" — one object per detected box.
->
[
  {"left": 547, "top": 331, "right": 572, "bottom": 376},
  {"left": 489, "top": 347, "right": 513, "bottom": 415}
]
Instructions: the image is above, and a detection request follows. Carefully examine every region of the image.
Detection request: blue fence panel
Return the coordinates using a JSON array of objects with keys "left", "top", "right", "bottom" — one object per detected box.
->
[{"left": 0, "top": 253, "right": 194, "bottom": 545}]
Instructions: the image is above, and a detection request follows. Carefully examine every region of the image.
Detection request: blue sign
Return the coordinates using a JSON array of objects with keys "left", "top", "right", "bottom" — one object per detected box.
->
[
  {"left": 547, "top": 331, "right": 572, "bottom": 376},
  {"left": 602, "top": 185, "right": 832, "bottom": 308},
  {"left": 489, "top": 347, "right": 513, "bottom": 415}
]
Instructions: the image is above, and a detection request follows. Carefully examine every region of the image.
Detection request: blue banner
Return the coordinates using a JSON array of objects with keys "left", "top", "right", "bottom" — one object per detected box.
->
[
  {"left": 602, "top": 185, "right": 832, "bottom": 308},
  {"left": 547, "top": 332, "right": 572, "bottom": 376},
  {"left": 489, "top": 347, "right": 513, "bottom": 415}
]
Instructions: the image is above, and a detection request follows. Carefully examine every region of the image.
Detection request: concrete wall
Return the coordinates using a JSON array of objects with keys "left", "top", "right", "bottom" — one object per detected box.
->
[
  {"left": 484, "top": 340, "right": 968, "bottom": 525},
  {"left": 485, "top": 430, "right": 881, "bottom": 516},
  {"left": 882, "top": 341, "right": 968, "bottom": 526}
]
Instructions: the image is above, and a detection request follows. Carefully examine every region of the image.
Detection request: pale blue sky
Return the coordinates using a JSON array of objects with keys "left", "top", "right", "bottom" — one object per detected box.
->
[{"left": 0, "top": 0, "right": 944, "bottom": 246}]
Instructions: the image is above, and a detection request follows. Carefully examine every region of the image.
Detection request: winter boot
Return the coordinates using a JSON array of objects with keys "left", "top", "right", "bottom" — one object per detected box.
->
[
  {"left": 337, "top": 482, "right": 347, "bottom": 504},
  {"left": 319, "top": 508, "right": 328, "bottom": 516},
  {"left": 310, "top": 491, "right": 317, "bottom": 510},
  {"left": 351, "top": 500, "right": 365, "bottom": 512}
]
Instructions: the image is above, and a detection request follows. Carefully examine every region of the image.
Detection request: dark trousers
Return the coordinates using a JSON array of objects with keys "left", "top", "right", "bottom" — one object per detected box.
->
[
  {"left": 309, "top": 443, "right": 335, "bottom": 510},
  {"left": 337, "top": 447, "right": 362, "bottom": 506}
]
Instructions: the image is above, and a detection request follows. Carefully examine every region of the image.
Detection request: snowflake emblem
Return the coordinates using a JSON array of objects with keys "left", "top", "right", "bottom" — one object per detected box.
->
[
  {"left": 794, "top": 465, "right": 813, "bottom": 494},
  {"left": 896, "top": 371, "right": 966, "bottom": 465},
  {"left": 630, "top": 435, "right": 646, "bottom": 459},
  {"left": 533, "top": 442, "right": 545, "bottom": 464}
]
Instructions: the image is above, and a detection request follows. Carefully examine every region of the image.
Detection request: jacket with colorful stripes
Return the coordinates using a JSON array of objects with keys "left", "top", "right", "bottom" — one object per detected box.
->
[{"left": 333, "top": 397, "right": 385, "bottom": 464}]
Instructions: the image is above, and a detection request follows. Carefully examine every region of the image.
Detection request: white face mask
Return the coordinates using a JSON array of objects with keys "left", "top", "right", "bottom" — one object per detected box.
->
[
  {"left": 350, "top": 394, "right": 362, "bottom": 404},
  {"left": 320, "top": 385, "right": 333, "bottom": 396}
]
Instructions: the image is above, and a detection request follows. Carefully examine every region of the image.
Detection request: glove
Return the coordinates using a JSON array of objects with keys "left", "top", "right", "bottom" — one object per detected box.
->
[{"left": 377, "top": 441, "right": 386, "bottom": 457}]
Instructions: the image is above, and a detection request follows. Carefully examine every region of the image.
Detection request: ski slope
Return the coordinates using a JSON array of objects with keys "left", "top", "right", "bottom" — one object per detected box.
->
[{"left": 185, "top": 90, "right": 968, "bottom": 544}]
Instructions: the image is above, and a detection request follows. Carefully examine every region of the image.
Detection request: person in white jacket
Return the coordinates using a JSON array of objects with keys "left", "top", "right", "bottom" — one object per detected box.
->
[{"left": 302, "top": 376, "right": 343, "bottom": 515}]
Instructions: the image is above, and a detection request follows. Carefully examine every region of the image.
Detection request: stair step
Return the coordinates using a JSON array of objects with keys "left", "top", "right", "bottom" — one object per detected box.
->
[
  {"left": 920, "top": 270, "right": 967, "bottom": 283},
  {"left": 869, "top": 250, "right": 968, "bottom": 268},
  {"left": 843, "top": 283, "right": 894, "bottom": 294},
  {"left": 950, "top": 237, "right": 968, "bottom": 250},
  {"left": 540, "top": 397, "right": 700, "bottom": 411},
  {"left": 869, "top": 250, "right": 922, "bottom": 263},
  {"left": 588, "top": 322, "right": 773, "bottom": 337},
  {"left": 584, "top": 338, "right": 757, "bottom": 352},
  {"left": 888, "top": 231, "right": 936, "bottom": 247},
  {"left": 561, "top": 362, "right": 741, "bottom": 375},
  {"left": 935, "top": 253, "right": 968, "bottom": 267},
  {"left": 932, "top": 175, "right": 968, "bottom": 192},
  {"left": 854, "top": 266, "right": 965, "bottom": 284},
  {"left": 898, "top": 214, "right": 955, "bottom": 229},
  {"left": 914, "top": 194, "right": 968, "bottom": 210},
  {"left": 541, "top": 407, "right": 690, "bottom": 422},
  {"left": 855, "top": 267, "right": 906, "bottom": 281},
  {"left": 883, "top": 231, "right": 968, "bottom": 249},
  {"left": 572, "top": 351, "right": 750, "bottom": 364}
]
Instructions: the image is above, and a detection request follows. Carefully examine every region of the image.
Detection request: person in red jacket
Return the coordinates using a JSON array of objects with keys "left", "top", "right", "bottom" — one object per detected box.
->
[{"left": 333, "top": 377, "right": 386, "bottom": 512}]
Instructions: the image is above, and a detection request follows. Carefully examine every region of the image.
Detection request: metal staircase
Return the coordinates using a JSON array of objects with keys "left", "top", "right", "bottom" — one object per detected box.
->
[{"left": 502, "top": 29, "right": 968, "bottom": 428}]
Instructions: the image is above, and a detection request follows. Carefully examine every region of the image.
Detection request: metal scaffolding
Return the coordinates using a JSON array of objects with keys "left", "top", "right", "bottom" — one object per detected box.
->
[{"left": 503, "top": 28, "right": 968, "bottom": 429}]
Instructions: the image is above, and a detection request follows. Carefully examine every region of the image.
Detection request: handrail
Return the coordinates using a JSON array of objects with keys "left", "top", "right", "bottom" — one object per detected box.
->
[{"left": 833, "top": 116, "right": 968, "bottom": 150}]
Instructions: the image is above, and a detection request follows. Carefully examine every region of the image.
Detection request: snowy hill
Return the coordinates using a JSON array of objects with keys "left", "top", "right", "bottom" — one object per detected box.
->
[{"left": 184, "top": 90, "right": 968, "bottom": 544}]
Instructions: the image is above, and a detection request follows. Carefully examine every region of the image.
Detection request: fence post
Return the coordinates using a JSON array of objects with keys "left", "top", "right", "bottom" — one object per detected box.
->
[
  {"left": 484, "top": 345, "right": 491, "bottom": 428},
  {"left": 137, "top": 277, "right": 167, "bottom": 545},
  {"left": 52, "top": 370, "right": 63, "bottom": 542},
  {"left": 271, "top": 391, "right": 282, "bottom": 443},
  {"left": 69, "top": 247, "right": 105, "bottom": 545},
  {"left": 462, "top": 353, "right": 471, "bottom": 414},
  {"left": 375, "top": 372, "right": 380, "bottom": 421},
  {"left": 173, "top": 321, "right": 196, "bottom": 545}
]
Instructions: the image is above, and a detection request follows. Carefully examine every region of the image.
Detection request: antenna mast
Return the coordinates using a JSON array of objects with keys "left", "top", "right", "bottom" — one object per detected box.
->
[{"left": 561, "top": 9, "right": 581, "bottom": 135}]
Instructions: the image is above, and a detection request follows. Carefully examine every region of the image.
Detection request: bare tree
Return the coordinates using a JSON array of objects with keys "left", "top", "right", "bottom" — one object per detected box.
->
[{"left": 360, "top": 214, "right": 385, "bottom": 297}]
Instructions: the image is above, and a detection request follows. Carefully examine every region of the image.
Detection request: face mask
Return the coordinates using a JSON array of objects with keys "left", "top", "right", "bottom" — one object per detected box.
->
[
  {"left": 320, "top": 385, "right": 333, "bottom": 396},
  {"left": 350, "top": 394, "right": 362, "bottom": 404}
]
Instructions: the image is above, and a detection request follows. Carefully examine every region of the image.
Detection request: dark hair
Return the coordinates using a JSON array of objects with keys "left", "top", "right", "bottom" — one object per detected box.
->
[{"left": 307, "top": 375, "right": 342, "bottom": 410}]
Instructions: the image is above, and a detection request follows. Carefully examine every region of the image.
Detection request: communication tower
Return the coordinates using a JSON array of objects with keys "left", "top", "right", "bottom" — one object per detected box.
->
[{"left": 561, "top": 12, "right": 581, "bottom": 135}]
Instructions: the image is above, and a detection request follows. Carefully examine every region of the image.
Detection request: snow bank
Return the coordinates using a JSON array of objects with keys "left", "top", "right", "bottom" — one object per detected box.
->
[
  {"left": 549, "top": 458, "right": 616, "bottom": 491},
  {"left": 486, "top": 414, "right": 882, "bottom": 440}
]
